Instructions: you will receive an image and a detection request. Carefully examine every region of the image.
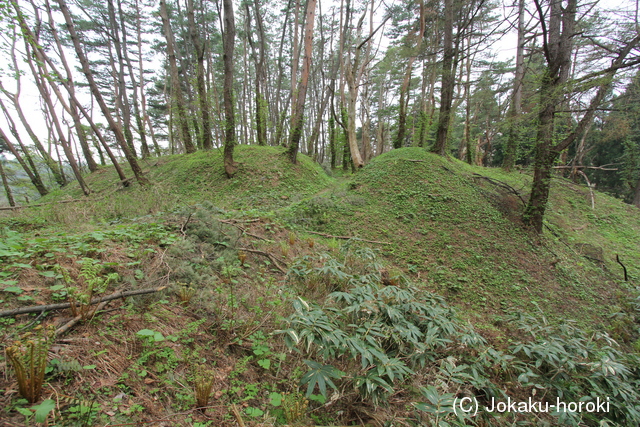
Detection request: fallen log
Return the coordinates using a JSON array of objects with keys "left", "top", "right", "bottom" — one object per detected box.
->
[{"left": 0, "top": 286, "right": 167, "bottom": 318}]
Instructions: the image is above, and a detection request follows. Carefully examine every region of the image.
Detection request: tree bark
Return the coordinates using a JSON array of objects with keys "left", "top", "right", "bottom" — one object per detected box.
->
[
  {"left": 431, "top": 0, "right": 454, "bottom": 156},
  {"left": 245, "top": 0, "right": 268, "bottom": 146},
  {"left": 633, "top": 175, "right": 640, "bottom": 208},
  {"left": 22, "top": 0, "right": 129, "bottom": 184},
  {"left": 287, "top": 0, "right": 317, "bottom": 163},
  {"left": 117, "top": 0, "right": 151, "bottom": 158},
  {"left": 0, "top": 98, "right": 50, "bottom": 195},
  {"left": 0, "top": 127, "right": 49, "bottom": 197},
  {"left": 31, "top": 66, "right": 91, "bottom": 196},
  {"left": 223, "top": 0, "right": 238, "bottom": 176},
  {"left": 394, "top": 59, "right": 415, "bottom": 149},
  {"left": 1, "top": 24, "right": 66, "bottom": 187},
  {"left": 0, "top": 88, "right": 65, "bottom": 187},
  {"left": 40, "top": 0, "right": 98, "bottom": 173},
  {"left": 134, "top": 0, "right": 161, "bottom": 156}
]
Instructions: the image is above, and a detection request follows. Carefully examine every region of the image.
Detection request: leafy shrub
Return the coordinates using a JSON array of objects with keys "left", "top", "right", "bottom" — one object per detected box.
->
[
  {"left": 278, "top": 281, "right": 485, "bottom": 405},
  {"left": 507, "top": 313, "right": 640, "bottom": 426}
]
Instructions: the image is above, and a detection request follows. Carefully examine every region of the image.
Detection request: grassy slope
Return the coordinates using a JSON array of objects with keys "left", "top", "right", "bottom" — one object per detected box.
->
[
  {"left": 1, "top": 146, "right": 639, "bottom": 425},
  {"left": 18, "top": 145, "right": 333, "bottom": 227},
  {"left": 7, "top": 145, "right": 639, "bottom": 331},
  {"left": 284, "top": 147, "right": 639, "bottom": 334}
]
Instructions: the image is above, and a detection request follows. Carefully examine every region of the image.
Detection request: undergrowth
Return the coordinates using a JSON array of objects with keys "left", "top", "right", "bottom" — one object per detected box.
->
[{"left": 1, "top": 146, "right": 640, "bottom": 426}]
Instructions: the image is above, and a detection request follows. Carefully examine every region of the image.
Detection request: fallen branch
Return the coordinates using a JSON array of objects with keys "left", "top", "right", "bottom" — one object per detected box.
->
[
  {"left": 616, "top": 254, "right": 628, "bottom": 282},
  {"left": 400, "top": 159, "right": 427, "bottom": 163},
  {"left": 231, "top": 404, "right": 246, "bottom": 427},
  {"left": 552, "top": 165, "right": 618, "bottom": 171},
  {"left": 0, "top": 197, "right": 92, "bottom": 211},
  {"left": 0, "top": 286, "right": 167, "bottom": 318},
  {"left": 180, "top": 212, "right": 193, "bottom": 236},
  {"left": 56, "top": 298, "right": 111, "bottom": 336},
  {"left": 218, "top": 219, "right": 273, "bottom": 242},
  {"left": 472, "top": 174, "right": 527, "bottom": 205},
  {"left": 238, "top": 247, "right": 287, "bottom": 273},
  {"left": 306, "top": 231, "right": 391, "bottom": 245},
  {"left": 218, "top": 218, "right": 262, "bottom": 224},
  {"left": 577, "top": 170, "right": 596, "bottom": 209}
]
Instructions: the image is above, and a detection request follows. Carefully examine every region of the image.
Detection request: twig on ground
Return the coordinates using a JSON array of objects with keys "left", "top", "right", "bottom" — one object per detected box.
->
[
  {"left": 231, "top": 404, "right": 246, "bottom": 427},
  {"left": 238, "top": 247, "right": 287, "bottom": 273},
  {"left": 305, "top": 231, "right": 390, "bottom": 245}
]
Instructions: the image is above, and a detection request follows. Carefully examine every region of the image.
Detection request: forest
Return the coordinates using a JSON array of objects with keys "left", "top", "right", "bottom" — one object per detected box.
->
[
  {"left": 0, "top": 0, "right": 639, "bottom": 227},
  {"left": 1, "top": 0, "right": 640, "bottom": 426}
]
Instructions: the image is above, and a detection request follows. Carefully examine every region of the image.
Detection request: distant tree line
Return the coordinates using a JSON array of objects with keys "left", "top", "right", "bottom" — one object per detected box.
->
[{"left": 0, "top": 0, "right": 639, "bottom": 231}]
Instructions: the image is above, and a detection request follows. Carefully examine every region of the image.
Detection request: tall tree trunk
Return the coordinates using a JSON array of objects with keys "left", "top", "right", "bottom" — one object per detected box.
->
[
  {"left": 0, "top": 127, "right": 49, "bottom": 197},
  {"left": 107, "top": 0, "right": 138, "bottom": 159},
  {"left": 4, "top": 8, "right": 64, "bottom": 186},
  {"left": 502, "top": 0, "right": 526, "bottom": 171},
  {"left": 0, "top": 158, "right": 15, "bottom": 207},
  {"left": 432, "top": 0, "right": 454, "bottom": 156},
  {"left": 633, "top": 175, "right": 640, "bottom": 208},
  {"left": 55, "top": 0, "right": 149, "bottom": 186},
  {"left": 0, "top": 98, "right": 50, "bottom": 194},
  {"left": 31, "top": 66, "right": 91, "bottom": 196},
  {"left": 344, "top": 59, "right": 365, "bottom": 167},
  {"left": 26, "top": 0, "right": 128, "bottom": 183},
  {"left": 394, "top": 59, "right": 414, "bottom": 149},
  {"left": 159, "top": 0, "right": 196, "bottom": 154},
  {"left": 117, "top": 0, "right": 151, "bottom": 158},
  {"left": 255, "top": 0, "right": 268, "bottom": 146},
  {"left": 134, "top": 0, "right": 161, "bottom": 156},
  {"left": 271, "top": 0, "right": 293, "bottom": 146},
  {"left": 0, "top": 89, "right": 65, "bottom": 187},
  {"left": 291, "top": 0, "right": 301, "bottom": 121},
  {"left": 417, "top": 58, "right": 430, "bottom": 149},
  {"left": 222, "top": 0, "right": 238, "bottom": 177},
  {"left": 329, "top": 113, "right": 337, "bottom": 168},
  {"left": 523, "top": 0, "right": 640, "bottom": 231},
  {"left": 188, "top": 0, "right": 213, "bottom": 150},
  {"left": 287, "top": 0, "right": 317, "bottom": 163},
  {"left": 39, "top": 0, "right": 98, "bottom": 173},
  {"left": 375, "top": 76, "right": 387, "bottom": 156}
]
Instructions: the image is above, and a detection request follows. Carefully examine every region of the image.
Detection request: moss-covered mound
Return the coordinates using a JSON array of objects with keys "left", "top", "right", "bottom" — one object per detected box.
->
[
  {"left": 17, "top": 146, "right": 333, "bottom": 225},
  {"left": 286, "top": 148, "right": 636, "bottom": 331}
]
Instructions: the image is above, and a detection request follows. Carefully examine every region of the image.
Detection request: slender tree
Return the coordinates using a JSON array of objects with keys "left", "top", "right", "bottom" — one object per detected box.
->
[
  {"left": 55, "top": 0, "right": 149, "bottom": 186},
  {"left": 0, "top": 154, "right": 15, "bottom": 207},
  {"left": 502, "top": 0, "right": 527, "bottom": 170},
  {"left": 523, "top": 0, "right": 640, "bottom": 232},
  {"left": 159, "top": 0, "right": 196, "bottom": 154},
  {"left": 287, "top": 0, "right": 317, "bottom": 163},
  {"left": 0, "top": 127, "right": 49, "bottom": 197},
  {"left": 188, "top": 0, "right": 213, "bottom": 150},
  {"left": 222, "top": 0, "right": 238, "bottom": 176}
]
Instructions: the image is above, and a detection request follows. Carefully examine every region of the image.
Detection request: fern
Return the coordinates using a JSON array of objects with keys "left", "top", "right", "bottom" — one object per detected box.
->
[{"left": 6, "top": 325, "right": 56, "bottom": 403}]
